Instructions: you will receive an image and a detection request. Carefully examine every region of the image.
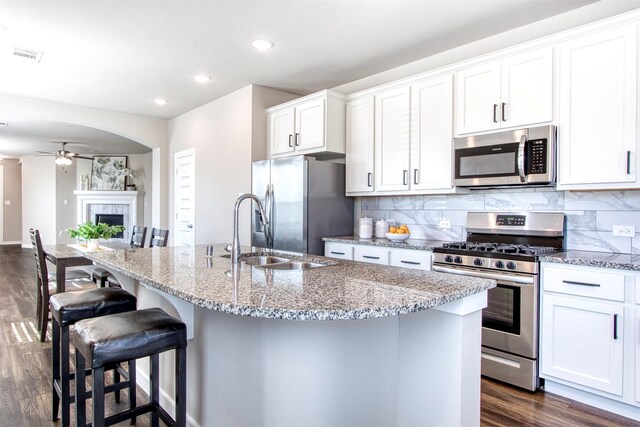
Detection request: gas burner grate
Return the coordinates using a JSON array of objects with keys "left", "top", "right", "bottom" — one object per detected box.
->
[{"left": 440, "top": 242, "right": 557, "bottom": 256}]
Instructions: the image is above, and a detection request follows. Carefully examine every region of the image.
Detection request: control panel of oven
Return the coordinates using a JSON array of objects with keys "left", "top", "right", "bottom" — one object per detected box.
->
[{"left": 432, "top": 253, "right": 538, "bottom": 275}]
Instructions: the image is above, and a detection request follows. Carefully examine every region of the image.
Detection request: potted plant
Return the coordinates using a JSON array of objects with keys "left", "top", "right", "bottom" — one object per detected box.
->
[{"left": 67, "top": 221, "right": 126, "bottom": 250}]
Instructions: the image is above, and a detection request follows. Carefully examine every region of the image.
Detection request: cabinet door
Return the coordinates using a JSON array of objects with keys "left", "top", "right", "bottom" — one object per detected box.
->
[
  {"left": 294, "top": 98, "right": 325, "bottom": 152},
  {"left": 375, "top": 87, "right": 410, "bottom": 192},
  {"left": 346, "top": 97, "right": 375, "bottom": 193},
  {"left": 389, "top": 249, "right": 432, "bottom": 270},
  {"left": 270, "top": 108, "right": 295, "bottom": 155},
  {"left": 324, "top": 242, "right": 354, "bottom": 260},
  {"left": 455, "top": 61, "right": 501, "bottom": 134},
  {"left": 558, "top": 25, "right": 637, "bottom": 186},
  {"left": 501, "top": 47, "right": 553, "bottom": 128},
  {"left": 411, "top": 75, "right": 453, "bottom": 191},
  {"left": 353, "top": 245, "right": 390, "bottom": 265},
  {"left": 541, "top": 294, "right": 623, "bottom": 396}
]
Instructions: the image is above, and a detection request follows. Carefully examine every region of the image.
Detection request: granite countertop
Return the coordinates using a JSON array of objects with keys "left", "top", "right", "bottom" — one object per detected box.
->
[
  {"left": 540, "top": 250, "right": 640, "bottom": 271},
  {"left": 322, "top": 236, "right": 447, "bottom": 251},
  {"left": 85, "top": 244, "right": 495, "bottom": 321}
]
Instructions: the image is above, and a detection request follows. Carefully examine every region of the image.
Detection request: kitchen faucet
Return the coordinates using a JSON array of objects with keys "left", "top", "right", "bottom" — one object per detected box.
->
[{"left": 227, "top": 193, "right": 269, "bottom": 265}]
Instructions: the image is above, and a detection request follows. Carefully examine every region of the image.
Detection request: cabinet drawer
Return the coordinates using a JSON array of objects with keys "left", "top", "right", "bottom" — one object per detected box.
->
[
  {"left": 389, "top": 249, "right": 432, "bottom": 270},
  {"left": 543, "top": 266, "right": 625, "bottom": 302},
  {"left": 353, "top": 246, "right": 390, "bottom": 265},
  {"left": 324, "top": 242, "right": 353, "bottom": 260}
]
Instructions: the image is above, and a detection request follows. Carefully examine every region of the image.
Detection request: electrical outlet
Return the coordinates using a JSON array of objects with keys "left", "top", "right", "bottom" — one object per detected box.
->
[
  {"left": 439, "top": 218, "right": 452, "bottom": 229},
  {"left": 613, "top": 225, "right": 636, "bottom": 237}
]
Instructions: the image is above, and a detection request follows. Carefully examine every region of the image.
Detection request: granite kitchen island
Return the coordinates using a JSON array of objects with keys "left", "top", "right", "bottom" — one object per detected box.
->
[{"left": 85, "top": 244, "right": 495, "bottom": 427}]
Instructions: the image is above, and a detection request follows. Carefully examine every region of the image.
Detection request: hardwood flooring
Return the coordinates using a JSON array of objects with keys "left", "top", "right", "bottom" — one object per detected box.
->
[{"left": 0, "top": 244, "right": 638, "bottom": 426}]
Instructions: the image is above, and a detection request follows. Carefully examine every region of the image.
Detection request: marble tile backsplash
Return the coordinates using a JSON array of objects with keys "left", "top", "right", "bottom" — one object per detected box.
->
[{"left": 358, "top": 188, "right": 640, "bottom": 254}]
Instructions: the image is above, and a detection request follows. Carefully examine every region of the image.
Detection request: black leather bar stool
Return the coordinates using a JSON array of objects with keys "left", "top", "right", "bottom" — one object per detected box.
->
[
  {"left": 49, "top": 287, "right": 137, "bottom": 427},
  {"left": 74, "top": 307, "right": 187, "bottom": 427}
]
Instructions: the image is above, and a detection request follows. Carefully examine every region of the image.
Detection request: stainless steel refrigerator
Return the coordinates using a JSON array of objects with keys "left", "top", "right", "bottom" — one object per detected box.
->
[{"left": 251, "top": 156, "right": 353, "bottom": 255}]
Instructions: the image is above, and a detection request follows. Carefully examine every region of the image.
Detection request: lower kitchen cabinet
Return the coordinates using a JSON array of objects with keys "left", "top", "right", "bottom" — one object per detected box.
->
[
  {"left": 325, "top": 242, "right": 432, "bottom": 271},
  {"left": 324, "top": 242, "right": 354, "bottom": 260},
  {"left": 353, "top": 245, "right": 390, "bottom": 265},
  {"left": 389, "top": 249, "right": 432, "bottom": 270}
]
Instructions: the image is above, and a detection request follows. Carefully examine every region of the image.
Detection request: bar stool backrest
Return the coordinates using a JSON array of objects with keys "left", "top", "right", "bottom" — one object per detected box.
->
[
  {"left": 149, "top": 228, "right": 169, "bottom": 247},
  {"left": 130, "top": 226, "right": 147, "bottom": 248}
]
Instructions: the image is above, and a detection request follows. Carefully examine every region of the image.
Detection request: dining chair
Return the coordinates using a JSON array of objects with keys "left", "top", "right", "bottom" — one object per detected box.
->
[
  {"left": 129, "top": 225, "right": 148, "bottom": 248},
  {"left": 29, "top": 229, "right": 96, "bottom": 342},
  {"left": 149, "top": 228, "right": 169, "bottom": 247}
]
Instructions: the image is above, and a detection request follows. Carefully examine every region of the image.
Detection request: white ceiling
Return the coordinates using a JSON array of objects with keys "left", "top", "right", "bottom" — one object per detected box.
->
[{"left": 0, "top": 0, "right": 600, "bottom": 121}]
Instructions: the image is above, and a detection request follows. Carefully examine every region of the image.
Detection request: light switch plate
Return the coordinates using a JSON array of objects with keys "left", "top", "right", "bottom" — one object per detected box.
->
[{"left": 4, "top": 200, "right": 9, "bottom": 205}]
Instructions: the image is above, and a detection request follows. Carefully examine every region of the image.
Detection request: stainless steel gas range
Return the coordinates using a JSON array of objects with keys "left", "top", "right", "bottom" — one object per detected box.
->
[{"left": 432, "top": 212, "right": 565, "bottom": 391}]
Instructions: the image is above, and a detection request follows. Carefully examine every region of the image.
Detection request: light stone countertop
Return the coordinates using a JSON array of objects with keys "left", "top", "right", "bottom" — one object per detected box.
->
[
  {"left": 84, "top": 244, "right": 495, "bottom": 321},
  {"left": 540, "top": 250, "right": 640, "bottom": 271},
  {"left": 322, "top": 236, "right": 447, "bottom": 251}
]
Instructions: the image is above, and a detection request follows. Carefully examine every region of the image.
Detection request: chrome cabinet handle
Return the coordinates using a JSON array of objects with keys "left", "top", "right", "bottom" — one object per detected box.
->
[
  {"left": 613, "top": 314, "right": 619, "bottom": 340},
  {"left": 363, "top": 255, "right": 380, "bottom": 260},
  {"left": 400, "top": 260, "right": 420, "bottom": 265},
  {"left": 562, "top": 280, "right": 600, "bottom": 287},
  {"left": 295, "top": 133, "right": 300, "bottom": 146},
  {"left": 330, "top": 251, "right": 345, "bottom": 256},
  {"left": 627, "top": 151, "right": 632, "bottom": 174},
  {"left": 493, "top": 104, "right": 498, "bottom": 123},
  {"left": 517, "top": 135, "right": 526, "bottom": 183},
  {"left": 288, "top": 134, "right": 293, "bottom": 148},
  {"left": 403, "top": 170, "right": 408, "bottom": 185},
  {"left": 501, "top": 103, "right": 507, "bottom": 121},
  {"left": 367, "top": 172, "right": 373, "bottom": 187},
  {"left": 413, "top": 169, "right": 419, "bottom": 185}
]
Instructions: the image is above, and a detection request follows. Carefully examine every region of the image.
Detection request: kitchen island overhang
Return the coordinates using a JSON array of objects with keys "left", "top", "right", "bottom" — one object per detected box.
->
[{"left": 85, "top": 245, "right": 495, "bottom": 427}]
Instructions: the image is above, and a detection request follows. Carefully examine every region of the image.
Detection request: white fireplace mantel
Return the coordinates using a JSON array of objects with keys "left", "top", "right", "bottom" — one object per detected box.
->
[{"left": 74, "top": 191, "right": 140, "bottom": 237}]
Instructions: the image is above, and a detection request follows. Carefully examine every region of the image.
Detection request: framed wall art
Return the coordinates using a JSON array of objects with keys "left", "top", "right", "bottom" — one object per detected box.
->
[{"left": 90, "top": 156, "right": 127, "bottom": 190}]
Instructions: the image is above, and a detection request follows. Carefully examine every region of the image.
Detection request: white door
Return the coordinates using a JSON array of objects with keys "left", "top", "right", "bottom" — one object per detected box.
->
[
  {"left": 455, "top": 61, "right": 501, "bottom": 134},
  {"left": 346, "top": 96, "right": 375, "bottom": 193},
  {"left": 541, "top": 294, "right": 624, "bottom": 396},
  {"left": 269, "top": 108, "right": 296, "bottom": 156},
  {"left": 558, "top": 25, "right": 637, "bottom": 187},
  {"left": 174, "top": 149, "right": 195, "bottom": 247},
  {"left": 501, "top": 47, "right": 553, "bottom": 128},
  {"left": 375, "top": 86, "right": 410, "bottom": 192},
  {"left": 295, "top": 98, "right": 325, "bottom": 152},
  {"left": 411, "top": 75, "right": 453, "bottom": 191}
]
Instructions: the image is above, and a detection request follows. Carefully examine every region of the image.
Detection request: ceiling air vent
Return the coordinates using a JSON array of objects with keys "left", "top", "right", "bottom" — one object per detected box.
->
[{"left": 11, "top": 46, "right": 43, "bottom": 63}]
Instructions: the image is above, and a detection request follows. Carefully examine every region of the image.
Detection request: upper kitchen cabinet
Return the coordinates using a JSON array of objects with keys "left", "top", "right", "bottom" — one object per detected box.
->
[
  {"left": 455, "top": 47, "right": 553, "bottom": 135},
  {"left": 267, "top": 90, "right": 346, "bottom": 159},
  {"left": 410, "top": 74, "right": 454, "bottom": 191},
  {"left": 557, "top": 25, "right": 638, "bottom": 190},
  {"left": 374, "top": 86, "right": 411, "bottom": 192},
  {"left": 346, "top": 96, "right": 375, "bottom": 193}
]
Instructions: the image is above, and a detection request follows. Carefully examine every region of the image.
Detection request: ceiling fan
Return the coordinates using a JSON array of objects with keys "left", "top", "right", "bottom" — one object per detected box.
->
[{"left": 37, "top": 142, "right": 93, "bottom": 165}]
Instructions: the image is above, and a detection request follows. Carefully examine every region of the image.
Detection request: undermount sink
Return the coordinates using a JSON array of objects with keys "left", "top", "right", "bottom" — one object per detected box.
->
[
  {"left": 256, "top": 261, "right": 325, "bottom": 270},
  {"left": 240, "top": 255, "right": 290, "bottom": 266}
]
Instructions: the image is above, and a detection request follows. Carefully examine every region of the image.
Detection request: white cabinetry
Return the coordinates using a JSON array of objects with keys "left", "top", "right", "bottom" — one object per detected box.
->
[
  {"left": 346, "top": 96, "right": 375, "bottom": 193},
  {"left": 389, "top": 249, "right": 432, "bottom": 270},
  {"left": 268, "top": 90, "right": 346, "bottom": 158},
  {"left": 325, "top": 242, "right": 432, "bottom": 271},
  {"left": 455, "top": 47, "right": 552, "bottom": 135},
  {"left": 557, "top": 25, "right": 638, "bottom": 189},
  {"left": 353, "top": 245, "right": 390, "bottom": 265},
  {"left": 324, "top": 242, "right": 354, "bottom": 260}
]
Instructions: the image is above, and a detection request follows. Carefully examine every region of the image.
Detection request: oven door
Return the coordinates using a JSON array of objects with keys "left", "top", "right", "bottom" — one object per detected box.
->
[
  {"left": 454, "top": 140, "right": 523, "bottom": 186},
  {"left": 432, "top": 265, "right": 538, "bottom": 358}
]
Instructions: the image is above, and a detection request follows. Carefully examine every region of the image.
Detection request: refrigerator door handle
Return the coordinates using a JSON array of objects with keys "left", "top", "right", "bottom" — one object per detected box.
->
[{"left": 265, "top": 184, "right": 274, "bottom": 248}]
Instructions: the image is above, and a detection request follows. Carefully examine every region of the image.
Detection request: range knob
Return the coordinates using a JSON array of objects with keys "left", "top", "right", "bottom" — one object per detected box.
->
[
  {"left": 444, "top": 255, "right": 454, "bottom": 263},
  {"left": 495, "top": 260, "right": 505, "bottom": 269},
  {"left": 454, "top": 256, "right": 463, "bottom": 264},
  {"left": 506, "top": 261, "right": 517, "bottom": 270},
  {"left": 473, "top": 258, "right": 483, "bottom": 266}
]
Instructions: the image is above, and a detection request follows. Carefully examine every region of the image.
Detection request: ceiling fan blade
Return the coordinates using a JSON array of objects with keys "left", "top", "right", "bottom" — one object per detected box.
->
[
  {"left": 37, "top": 151, "right": 54, "bottom": 155},
  {"left": 75, "top": 156, "right": 94, "bottom": 160}
]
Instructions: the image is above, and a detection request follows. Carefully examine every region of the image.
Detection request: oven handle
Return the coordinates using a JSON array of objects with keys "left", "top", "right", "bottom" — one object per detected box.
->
[
  {"left": 433, "top": 265, "right": 534, "bottom": 284},
  {"left": 517, "top": 134, "right": 527, "bottom": 183}
]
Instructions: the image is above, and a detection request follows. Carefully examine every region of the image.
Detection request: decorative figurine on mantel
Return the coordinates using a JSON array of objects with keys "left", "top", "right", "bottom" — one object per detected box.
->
[{"left": 122, "top": 168, "right": 136, "bottom": 191}]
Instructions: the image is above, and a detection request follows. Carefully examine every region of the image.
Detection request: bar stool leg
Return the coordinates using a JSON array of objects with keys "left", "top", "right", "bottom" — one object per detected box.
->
[
  {"left": 114, "top": 364, "right": 121, "bottom": 403},
  {"left": 52, "top": 318, "right": 60, "bottom": 421},
  {"left": 150, "top": 354, "right": 159, "bottom": 427},
  {"left": 93, "top": 366, "right": 105, "bottom": 427},
  {"left": 75, "top": 351, "right": 86, "bottom": 427},
  {"left": 60, "top": 324, "right": 71, "bottom": 426},
  {"left": 129, "top": 359, "right": 137, "bottom": 425},
  {"left": 176, "top": 347, "right": 187, "bottom": 427}
]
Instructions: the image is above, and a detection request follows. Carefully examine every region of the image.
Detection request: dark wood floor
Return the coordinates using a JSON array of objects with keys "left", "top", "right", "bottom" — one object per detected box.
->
[{"left": 1, "top": 244, "right": 638, "bottom": 426}]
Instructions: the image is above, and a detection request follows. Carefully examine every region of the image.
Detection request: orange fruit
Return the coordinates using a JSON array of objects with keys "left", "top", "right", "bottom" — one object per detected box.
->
[{"left": 389, "top": 226, "right": 397, "bottom": 233}]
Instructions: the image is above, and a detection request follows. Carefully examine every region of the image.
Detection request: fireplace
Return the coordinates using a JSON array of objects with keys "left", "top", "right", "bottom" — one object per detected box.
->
[
  {"left": 95, "top": 214, "right": 125, "bottom": 238},
  {"left": 74, "top": 190, "right": 139, "bottom": 242}
]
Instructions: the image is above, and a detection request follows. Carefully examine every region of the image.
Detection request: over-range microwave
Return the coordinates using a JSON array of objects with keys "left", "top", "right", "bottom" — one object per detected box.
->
[{"left": 453, "top": 125, "right": 556, "bottom": 187}]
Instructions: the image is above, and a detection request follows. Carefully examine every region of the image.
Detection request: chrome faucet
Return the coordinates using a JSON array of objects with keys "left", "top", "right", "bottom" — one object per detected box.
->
[{"left": 228, "top": 193, "right": 269, "bottom": 265}]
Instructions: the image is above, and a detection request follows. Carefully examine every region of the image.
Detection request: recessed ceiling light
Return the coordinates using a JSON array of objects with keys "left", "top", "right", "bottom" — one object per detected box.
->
[
  {"left": 193, "top": 74, "right": 211, "bottom": 83},
  {"left": 251, "top": 39, "right": 273, "bottom": 51},
  {"left": 153, "top": 98, "right": 168, "bottom": 106}
]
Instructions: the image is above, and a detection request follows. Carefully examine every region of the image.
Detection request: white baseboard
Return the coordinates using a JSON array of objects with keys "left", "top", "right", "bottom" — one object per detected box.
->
[
  {"left": 136, "top": 366, "right": 200, "bottom": 427},
  {"left": 1, "top": 241, "right": 22, "bottom": 245}
]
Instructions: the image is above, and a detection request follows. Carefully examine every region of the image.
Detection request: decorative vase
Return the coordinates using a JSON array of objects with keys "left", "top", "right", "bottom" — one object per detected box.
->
[{"left": 86, "top": 239, "right": 100, "bottom": 250}]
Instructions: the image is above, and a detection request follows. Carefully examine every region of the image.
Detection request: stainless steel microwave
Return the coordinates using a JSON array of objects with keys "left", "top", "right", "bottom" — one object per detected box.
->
[{"left": 453, "top": 125, "right": 556, "bottom": 187}]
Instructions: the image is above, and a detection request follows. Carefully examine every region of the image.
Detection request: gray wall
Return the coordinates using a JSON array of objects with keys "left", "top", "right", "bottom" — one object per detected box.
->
[
  {"left": 56, "top": 162, "right": 78, "bottom": 244},
  {"left": 358, "top": 188, "right": 640, "bottom": 254},
  {"left": 2, "top": 159, "right": 22, "bottom": 243}
]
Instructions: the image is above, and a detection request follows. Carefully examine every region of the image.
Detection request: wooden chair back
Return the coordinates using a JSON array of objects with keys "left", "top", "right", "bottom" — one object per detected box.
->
[
  {"left": 149, "top": 228, "right": 169, "bottom": 247},
  {"left": 130, "top": 226, "right": 148, "bottom": 248},
  {"left": 29, "top": 228, "right": 52, "bottom": 341}
]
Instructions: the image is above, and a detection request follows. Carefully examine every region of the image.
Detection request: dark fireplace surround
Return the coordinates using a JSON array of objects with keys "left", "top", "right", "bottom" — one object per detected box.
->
[{"left": 94, "top": 213, "right": 125, "bottom": 238}]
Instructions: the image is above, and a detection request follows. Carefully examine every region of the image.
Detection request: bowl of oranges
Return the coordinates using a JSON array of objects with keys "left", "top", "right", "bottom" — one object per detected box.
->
[{"left": 385, "top": 225, "right": 410, "bottom": 242}]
